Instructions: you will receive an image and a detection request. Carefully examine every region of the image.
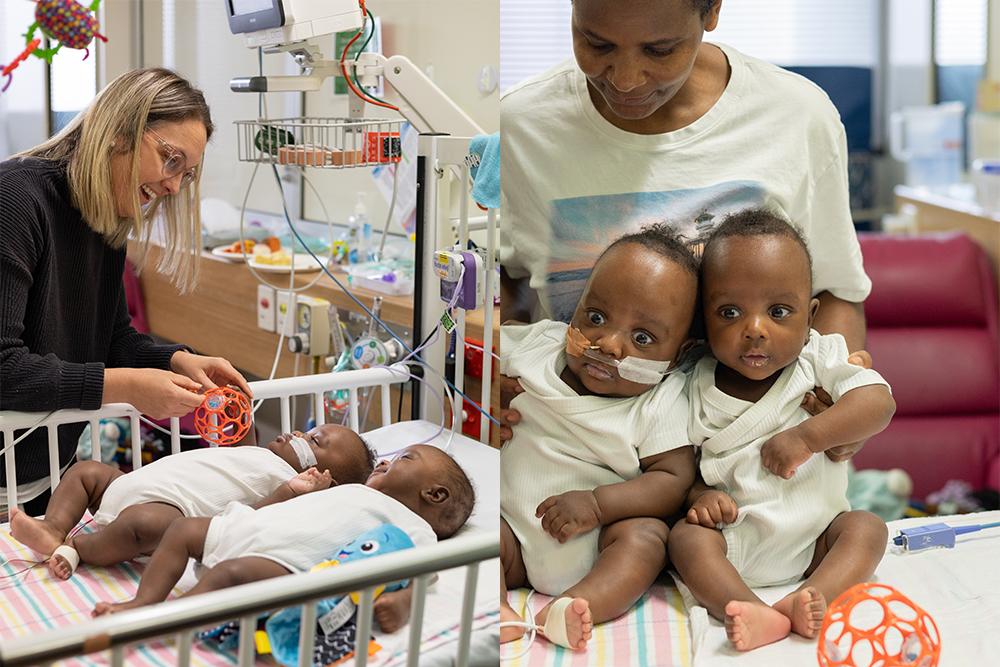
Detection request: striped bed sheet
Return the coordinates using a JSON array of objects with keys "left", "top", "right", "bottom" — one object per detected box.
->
[
  {"left": 0, "top": 521, "right": 245, "bottom": 667},
  {"left": 503, "top": 584, "right": 692, "bottom": 667}
]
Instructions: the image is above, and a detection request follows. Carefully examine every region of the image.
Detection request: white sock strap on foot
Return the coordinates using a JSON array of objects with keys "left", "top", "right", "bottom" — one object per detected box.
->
[
  {"left": 51, "top": 544, "right": 80, "bottom": 574},
  {"left": 541, "top": 597, "right": 575, "bottom": 648}
]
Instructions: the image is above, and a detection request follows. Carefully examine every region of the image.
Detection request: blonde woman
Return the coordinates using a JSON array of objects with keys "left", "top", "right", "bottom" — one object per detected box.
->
[{"left": 0, "top": 68, "right": 250, "bottom": 515}]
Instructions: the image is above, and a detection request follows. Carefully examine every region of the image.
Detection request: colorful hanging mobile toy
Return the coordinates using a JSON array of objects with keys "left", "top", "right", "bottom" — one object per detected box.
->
[
  {"left": 193, "top": 387, "right": 252, "bottom": 446},
  {"left": 2, "top": 0, "right": 108, "bottom": 92}
]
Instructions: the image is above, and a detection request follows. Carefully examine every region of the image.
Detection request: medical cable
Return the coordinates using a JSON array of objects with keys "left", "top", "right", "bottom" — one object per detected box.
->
[
  {"left": 375, "top": 150, "right": 400, "bottom": 260},
  {"left": 499, "top": 589, "right": 540, "bottom": 662},
  {"left": 340, "top": 2, "right": 399, "bottom": 112},
  {"left": 463, "top": 340, "right": 500, "bottom": 362},
  {"left": 265, "top": 163, "right": 499, "bottom": 427},
  {"left": 892, "top": 521, "right": 1000, "bottom": 552},
  {"left": 0, "top": 411, "right": 57, "bottom": 458}
]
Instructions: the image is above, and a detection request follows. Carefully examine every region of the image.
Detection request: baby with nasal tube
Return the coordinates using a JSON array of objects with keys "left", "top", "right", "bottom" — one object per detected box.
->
[
  {"left": 10, "top": 424, "right": 376, "bottom": 579},
  {"left": 500, "top": 224, "right": 700, "bottom": 650},
  {"left": 91, "top": 444, "right": 476, "bottom": 617}
]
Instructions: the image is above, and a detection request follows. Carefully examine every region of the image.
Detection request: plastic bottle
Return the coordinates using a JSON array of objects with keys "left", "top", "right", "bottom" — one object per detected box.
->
[
  {"left": 351, "top": 192, "right": 371, "bottom": 264},
  {"left": 345, "top": 199, "right": 361, "bottom": 265}
]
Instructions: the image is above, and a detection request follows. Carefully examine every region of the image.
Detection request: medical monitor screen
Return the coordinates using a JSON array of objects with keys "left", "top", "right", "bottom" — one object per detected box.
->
[
  {"left": 226, "top": 0, "right": 284, "bottom": 33},
  {"left": 231, "top": 0, "right": 273, "bottom": 15}
]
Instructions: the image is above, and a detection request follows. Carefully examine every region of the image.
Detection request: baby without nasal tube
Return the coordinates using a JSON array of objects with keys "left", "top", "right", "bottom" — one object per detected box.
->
[{"left": 565, "top": 327, "right": 674, "bottom": 384}]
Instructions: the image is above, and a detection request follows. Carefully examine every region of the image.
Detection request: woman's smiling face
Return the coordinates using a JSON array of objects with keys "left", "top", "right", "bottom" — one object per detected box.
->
[{"left": 571, "top": 0, "right": 720, "bottom": 124}]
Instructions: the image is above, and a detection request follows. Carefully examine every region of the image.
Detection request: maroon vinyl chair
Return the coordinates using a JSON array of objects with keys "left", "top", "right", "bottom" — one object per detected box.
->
[{"left": 852, "top": 232, "right": 1000, "bottom": 499}]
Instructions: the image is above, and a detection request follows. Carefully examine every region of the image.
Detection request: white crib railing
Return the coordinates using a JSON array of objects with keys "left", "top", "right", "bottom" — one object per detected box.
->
[
  {"left": 0, "top": 364, "right": 499, "bottom": 666},
  {"left": 0, "top": 532, "right": 498, "bottom": 667},
  {"left": 0, "top": 364, "right": 412, "bottom": 510}
]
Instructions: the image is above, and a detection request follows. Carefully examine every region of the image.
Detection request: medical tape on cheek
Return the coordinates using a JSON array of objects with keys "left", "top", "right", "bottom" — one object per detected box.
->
[
  {"left": 567, "top": 325, "right": 673, "bottom": 384},
  {"left": 616, "top": 356, "right": 673, "bottom": 384},
  {"left": 289, "top": 436, "right": 318, "bottom": 468},
  {"left": 581, "top": 348, "right": 672, "bottom": 384}
]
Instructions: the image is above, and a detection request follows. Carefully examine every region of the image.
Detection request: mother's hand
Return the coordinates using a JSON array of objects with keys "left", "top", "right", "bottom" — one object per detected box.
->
[
  {"left": 801, "top": 350, "right": 873, "bottom": 462},
  {"left": 170, "top": 350, "right": 253, "bottom": 397},
  {"left": 499, "top": 373, "right": 524, "bottom": 443}
]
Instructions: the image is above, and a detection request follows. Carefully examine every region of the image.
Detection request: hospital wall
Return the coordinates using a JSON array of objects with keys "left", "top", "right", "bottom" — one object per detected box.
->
[{"left": 101, "top": 0, "right": 499, "bottom": 235}]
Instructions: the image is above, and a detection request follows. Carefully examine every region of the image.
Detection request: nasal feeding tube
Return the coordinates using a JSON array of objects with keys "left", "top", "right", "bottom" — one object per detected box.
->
[{"left": 565, "top": 326, "right": 675, "bottom": 384}]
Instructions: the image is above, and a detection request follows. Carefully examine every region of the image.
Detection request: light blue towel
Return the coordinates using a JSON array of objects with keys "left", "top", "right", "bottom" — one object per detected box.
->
[{"left": 469, "top": 132, "right": 500, "bottom": 209}]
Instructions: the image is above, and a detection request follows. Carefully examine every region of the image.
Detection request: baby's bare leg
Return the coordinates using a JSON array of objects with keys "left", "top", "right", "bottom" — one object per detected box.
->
[
  {"left": 373, "top": 588, "right": 412, "bottom": 633},
  {"left": 548, "top": 517, "right": 668, "bottom": 623},
  {"left": 183, "top": 556, "right": 290, "bottom": 596},
  {"left": 10, "top": 461, "right": 123, "bottom": 556},
  {"left": 773, "top": 510, "right": 887, "bottom": 638},
  {"left": 93, "top": 517, "right": 212, "bottom": 616},
  {"left": 669, "top": 520, "right": 790, "bottom": 651},
  {"left": 70, "top": 502, "right": 183, "bottom": 569},
  {"left": 500, "top": 519, "right": 529, "bottom": 644}
]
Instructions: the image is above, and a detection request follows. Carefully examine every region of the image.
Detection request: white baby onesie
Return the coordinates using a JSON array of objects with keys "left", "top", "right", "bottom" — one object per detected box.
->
[
  {"left": 689, "top": 330, "right": 890, "bottom": 587},
  {"left": 201, "top": 484, "right": 437, "bottom": 572},
  {"left": 500, "top": 320, "right": 691, "bottom": 595},
  {"left": 94, "top": 446, "right": 298, "bottom": 525}
]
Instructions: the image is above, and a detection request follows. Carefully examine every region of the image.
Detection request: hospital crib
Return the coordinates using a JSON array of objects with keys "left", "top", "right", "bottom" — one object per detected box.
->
[{"left": 0, "top": 364, "right": 500, "bottom": 666}]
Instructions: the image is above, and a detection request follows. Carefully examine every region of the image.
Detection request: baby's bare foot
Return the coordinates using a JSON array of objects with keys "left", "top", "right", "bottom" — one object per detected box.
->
[
  {"left": 782, "top": 587, "right": 826, "bottom": 638},
  {"left": 92, "top": 599, "right": 142, "bottom": 617},
  {"left": 537, "top": 597, "right": 593, "bottom": 651},
  {"left": 500, "top": 602, "right": 527, "bottom": 644},
  {"left": 9, "top": 508, "right": 65, "bottom": 556},
  {"left": 724, "top": 600, "right": 791, "bottom": 651},
  {"left": 47, "top": 546, "right": 77, "bottom": 580}
]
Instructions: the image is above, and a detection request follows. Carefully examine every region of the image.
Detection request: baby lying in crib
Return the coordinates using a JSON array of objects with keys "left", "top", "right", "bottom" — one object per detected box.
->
[
  {"left": 90, "top": 444, "right": 475, "bottom": 618},
  {"left": 9, "top": 424, "right": 376, "bottom": 579}
]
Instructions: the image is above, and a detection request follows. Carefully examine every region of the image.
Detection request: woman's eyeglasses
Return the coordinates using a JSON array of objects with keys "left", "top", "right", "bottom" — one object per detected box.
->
[{"left": 147, "top": 128, "right": 197, "bottom": 186}]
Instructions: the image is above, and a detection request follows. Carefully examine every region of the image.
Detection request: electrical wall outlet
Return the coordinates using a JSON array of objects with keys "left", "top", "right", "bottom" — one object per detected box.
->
[
  {"left": 275, "top": 290, "right": 296, "bottom": 337},
  {"left": 257, "top": 284, "right": 276, "bottom": 332}
]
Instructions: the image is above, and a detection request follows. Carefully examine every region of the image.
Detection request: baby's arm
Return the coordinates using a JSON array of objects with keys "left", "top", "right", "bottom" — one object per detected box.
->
[
  {"left": 536, "top": 446, "right": 695, "bottom": 543},
  {"left": 762, "top": 385, "right": 896, "bottom": 479},
  {"left": 252, "top": 468, "right": 334, "bottom": 509}
]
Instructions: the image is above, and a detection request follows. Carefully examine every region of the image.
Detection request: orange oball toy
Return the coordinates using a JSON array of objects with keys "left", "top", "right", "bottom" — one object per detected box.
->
[
  {"left": 193, "top": 387, "right": 251, "bottom": 446},
  {"left": 818, "top": 583, "right": 941, "bottom": 667}
]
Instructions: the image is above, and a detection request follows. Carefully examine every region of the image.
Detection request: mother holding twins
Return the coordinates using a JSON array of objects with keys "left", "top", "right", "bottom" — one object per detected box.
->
[{"left": 499, "top": 0, "right": 876, "bottom": 651}]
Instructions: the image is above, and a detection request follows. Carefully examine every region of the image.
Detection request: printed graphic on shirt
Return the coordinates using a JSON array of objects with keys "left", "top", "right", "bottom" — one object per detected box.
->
[{"left": 545, "top": 182, "right": 768, "bottom": 321}]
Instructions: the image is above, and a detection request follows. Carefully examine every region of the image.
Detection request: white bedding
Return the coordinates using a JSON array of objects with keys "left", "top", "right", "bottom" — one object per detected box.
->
[
  {"left": 675, "top": 511, "right": 1000, "bottom": 667},
  {"left": 1, "top": 421, "right": 498, "bottom": 665},
  {"left": 359, "top": 419, "right": 500, "bottom": 665}
]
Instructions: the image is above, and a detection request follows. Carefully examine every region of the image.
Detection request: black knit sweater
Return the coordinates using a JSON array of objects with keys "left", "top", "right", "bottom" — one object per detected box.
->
[{"left": 0, "top": 157, "right": 187, "bottom": 484}]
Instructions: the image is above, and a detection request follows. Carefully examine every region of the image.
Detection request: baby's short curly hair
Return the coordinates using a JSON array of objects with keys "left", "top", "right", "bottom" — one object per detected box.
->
[
  {"left": 702, "top": 208, "right": 812, "bottom": 283},
  {"left": 598, "top": 222, "right": 700, "bottom": 280}
]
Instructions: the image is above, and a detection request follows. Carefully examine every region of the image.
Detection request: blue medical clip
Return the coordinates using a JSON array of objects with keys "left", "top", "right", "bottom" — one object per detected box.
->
[{"left": 892, "top": 521, "right": 1000, "bottom": 552}]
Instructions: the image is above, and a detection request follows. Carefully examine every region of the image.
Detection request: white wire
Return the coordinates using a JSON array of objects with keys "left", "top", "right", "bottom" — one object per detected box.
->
[
  {"left": 376, "top": 157, "right": 401, "bottom": 259},
  {"left": 499, "top": 590, "right": 540, "bottom": 662},
  {"left": 0, "top": 411, "right": 57, "bottom": 458},
  {"left": 463, "top": 340, "right": 500, "bottom": 362}
]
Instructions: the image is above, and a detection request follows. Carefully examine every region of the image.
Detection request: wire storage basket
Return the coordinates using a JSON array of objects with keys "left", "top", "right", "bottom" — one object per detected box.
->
[{"left": 235, "top": 117, "right": 403, "bottom": 169}]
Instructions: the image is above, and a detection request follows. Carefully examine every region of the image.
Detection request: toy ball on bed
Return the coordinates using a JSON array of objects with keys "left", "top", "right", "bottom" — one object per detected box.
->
[
  {"left": 817, "top": 582, "right": 941, "bottom": 667},
  {"left": 193, "top": 387, "right": 251, "bottom": 446}
]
